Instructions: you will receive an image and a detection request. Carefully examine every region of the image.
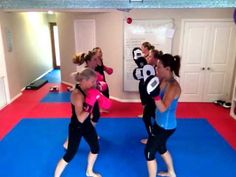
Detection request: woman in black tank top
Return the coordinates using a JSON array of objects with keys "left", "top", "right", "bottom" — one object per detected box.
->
[{"left": 54, "top": 69, "right": 102, "bottom": 177}]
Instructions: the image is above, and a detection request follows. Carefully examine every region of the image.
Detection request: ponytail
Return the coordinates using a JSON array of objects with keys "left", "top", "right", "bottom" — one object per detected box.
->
[
  {"left": 152, "top": 49, "right": 163, "bottom": 59},
  {"left": 173, "top": 55, "right": 181, "bottom": 77},
  {"left": 72, "top": 53, "right": 85, "bottom": 65},
  {"left": 159, "top": 54, "right": 181, "bottom": 77}
]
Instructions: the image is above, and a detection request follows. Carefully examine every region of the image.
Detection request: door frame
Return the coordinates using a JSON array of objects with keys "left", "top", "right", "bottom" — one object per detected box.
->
[{"left": 49, "top": 22, "right": 60, "bottom": 69}]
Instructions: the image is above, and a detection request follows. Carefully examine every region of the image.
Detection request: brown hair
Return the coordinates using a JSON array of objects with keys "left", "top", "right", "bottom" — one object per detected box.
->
[
  {"left": 159, "top": 54, "right": 181, "bottom": 77},
  {"left": 142, "top": 41, "right": 155, "bottom": 51},
  {"left": 72, "top": 51, "right": 96, "bottom": 65},
  {"left": 151, "top": 49, "right": 163, "bottom": 59}
]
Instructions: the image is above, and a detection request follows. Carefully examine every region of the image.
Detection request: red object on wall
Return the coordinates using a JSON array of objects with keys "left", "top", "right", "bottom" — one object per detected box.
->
[{"left": 127, "top": 17, "right": 132, "bottom": 24}]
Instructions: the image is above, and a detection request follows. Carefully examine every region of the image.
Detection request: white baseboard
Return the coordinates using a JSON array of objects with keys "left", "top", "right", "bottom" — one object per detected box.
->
[
  {"left": 61, "top": 81, "right": 73, "bottom": 87},
  {"left": 21, "top": 68, "right": 54, "bottom": 91},
  {"left": 61, "top": 80, "right": 140, "bottom": 103},
  {"left": 33, "top": 68, "right": 54, "bottom": 82},
  {"left": 110, "top": 96, "right": 140, "bottom": 103},
  {"left": 10, "top": 92, "right": 22, "bottom": 103}
]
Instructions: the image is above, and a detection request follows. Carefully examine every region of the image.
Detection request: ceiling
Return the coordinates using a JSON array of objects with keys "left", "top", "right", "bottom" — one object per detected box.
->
[{"left": 0, "top": 0, "right": 235, "bottom": 10}]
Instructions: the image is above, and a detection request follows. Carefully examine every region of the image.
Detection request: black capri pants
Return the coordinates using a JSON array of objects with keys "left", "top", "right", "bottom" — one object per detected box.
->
[
  {"left": 145, "top": 123, "right": 175, "bottom": 161},
  {"left": 63, "top": 118, "right": 99, "bottom": 162},
  {"left": 142, "top": 100, "right": 156, "bottom": 136},
  {"left": 91, "top": 101, "right": 100, "bottom": 123}
]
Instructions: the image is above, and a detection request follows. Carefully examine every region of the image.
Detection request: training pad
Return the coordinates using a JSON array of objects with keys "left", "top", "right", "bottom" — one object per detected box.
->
[{"left": 25, "top": 79, "right": 48, "bottom": 90}]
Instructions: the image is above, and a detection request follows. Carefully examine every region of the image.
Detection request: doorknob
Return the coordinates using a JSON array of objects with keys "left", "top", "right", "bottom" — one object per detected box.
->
[
  {"left": 207, "top": 67, "right": 210, "bottom": 70},
  {"left": 202, "top": 67, "right": 205, "bottom": 70}
]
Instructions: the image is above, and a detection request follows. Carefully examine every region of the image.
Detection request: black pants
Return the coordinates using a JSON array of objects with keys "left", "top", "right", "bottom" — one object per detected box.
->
[
  {"left": 102, "top": 87, "right": 109, "bottom": 98},
  {"left": 142, "top": 101, "right": 156, "bottom": 136},
  {"left": 145, "top": 124, "right": 175, "bottom": 161},
  {"left": 63, "top": 118, "right": 99, "bottom": 162},
  {"left": 91, "top": 101, "right": 100, "bottom": 123}
]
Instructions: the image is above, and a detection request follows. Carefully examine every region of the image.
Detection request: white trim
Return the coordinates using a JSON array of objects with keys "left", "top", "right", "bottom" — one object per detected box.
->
[
  {"left": 9, "top": 92, "right": 22, "bottom": 103},
  {"left": 110, "top": 96, "right": 141, "bottom": 103},
  {"left": 22, "top": 68, "right": 54, "bottom": 91},
  {"left": 0, "top": 92, "right": 22, "bottom": 110},
  {"left": 61, "top": 81, "right": 73, "bottom": 87},
  {"left": 31, "top": 68, "right": 53, "bottom": 83}
]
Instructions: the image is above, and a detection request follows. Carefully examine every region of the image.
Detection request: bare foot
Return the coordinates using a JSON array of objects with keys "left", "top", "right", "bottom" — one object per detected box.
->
[
  {"left": 137, "top": 114, "right": 143, "bottom": 118},
  {"left": 158, "top": 171, "right": 176, "bottom": 177},
  {"left": 86, "top": 171, "right": 102, "bottom": 177},
  {"left": 140, "top": 138, "right": 148, "bottom": 144}
]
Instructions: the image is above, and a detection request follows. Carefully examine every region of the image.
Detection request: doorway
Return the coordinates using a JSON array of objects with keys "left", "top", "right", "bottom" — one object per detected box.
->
[{"left": 49, "top": 23, "right": 60, "bottom": 69}]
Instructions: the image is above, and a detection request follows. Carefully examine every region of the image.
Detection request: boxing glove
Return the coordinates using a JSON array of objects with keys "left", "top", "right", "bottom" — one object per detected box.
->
[
  {"left": 97, "top": 81, "right": 108, "bottom": 92},
  {"left": 96, "top": 72, "right": 104, "bottom": 81},
  {"left": 98, "top": 94, "right": 112, "bottom": 110},
  {"left": 143, "top": 65, "right": 156, "bottom": 81},
  {"left": 132, "top": 47, "right": 143, "bottom": 60},
  {"left": 145, "top": 75, "right": 160, "bottom": 100},
  {"left": 83, "top": 88, "right": 101, "bottom": 113},
  {"left": 133, "top": 67, "right": 143, "bottom": 80},
  {"left": 132, "top": 47, "right": 147, "bottom": 68},
  {"left": 104, "top": 65, "right": 113, "bottom": 75},
  {"left": 134, "top": 56, "right": 147, "bottom": 68}
]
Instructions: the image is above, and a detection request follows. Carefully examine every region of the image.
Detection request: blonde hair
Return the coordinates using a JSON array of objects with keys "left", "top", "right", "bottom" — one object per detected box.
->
[
  {"left": 72, "top": 52, "right": 86, "bottom": 65},
  {"left": 74, "top": 68, "right": 97, "bottom": 82}
]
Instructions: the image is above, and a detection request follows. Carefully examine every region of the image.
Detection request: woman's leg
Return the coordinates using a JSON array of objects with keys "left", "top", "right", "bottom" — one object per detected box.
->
[
  {"left": 145, "top": 136, "right": 158, "bottom": 177},
  {"left": 147, "top": 159, "right": 157, "bottom": 177},
  {"left": 84, "top": 123, "right": 101, "bottom": 177},
  {"left": 158, "top": 151, "right": 176, "bottom": 177},
  {"left": 54, "top": 159, "right": 68, "bottom": 177},
  {"left": 55, "top": 124, "right": 82, "bottom": 177}
]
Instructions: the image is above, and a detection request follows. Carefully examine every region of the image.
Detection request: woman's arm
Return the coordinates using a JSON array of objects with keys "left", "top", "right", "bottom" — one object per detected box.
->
[{"left": 155, "top": 82, "right": 179, "bottom": 112}]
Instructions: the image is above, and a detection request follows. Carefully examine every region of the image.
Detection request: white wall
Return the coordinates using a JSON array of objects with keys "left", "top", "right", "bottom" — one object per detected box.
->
[
  {"left": 0, "top": 12, "right": 53, "bottom": 100},
  {"left": 57, "top": 8, "right": 235, "bottom": 101}
]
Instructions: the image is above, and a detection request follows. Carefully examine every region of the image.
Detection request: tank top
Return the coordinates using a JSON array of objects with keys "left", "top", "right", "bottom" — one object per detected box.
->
[
  {"left": 70, "top": 84, "right": 90, "bottom": 127},
  {"left": 155, "top": 86, "right": 178, "bottom": 130}
]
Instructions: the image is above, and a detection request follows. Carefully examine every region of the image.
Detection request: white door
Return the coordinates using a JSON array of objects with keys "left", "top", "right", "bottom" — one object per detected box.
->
[
  {"left": 0, "top": 26, "right": 9, "bottom": 109},
  {"left": 74, "top": 19, "right": 96, "bottom": 52},
  {"left": 203, "top": 22, "right": 236, "bottom": 101},
  {"left": 179, "top": 20, "right": 236, "bottom": 102}
]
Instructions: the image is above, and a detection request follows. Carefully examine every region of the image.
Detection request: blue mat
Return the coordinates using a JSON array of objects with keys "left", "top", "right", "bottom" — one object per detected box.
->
[
  {"left": 41, "top": 69, "right": 61, "bottom": 83},
  {"left": 41, "top": 92, "right": 71, "bottom": 102},
  {"left": 0, "top": 118, "right": 235, "bottom": 177}
]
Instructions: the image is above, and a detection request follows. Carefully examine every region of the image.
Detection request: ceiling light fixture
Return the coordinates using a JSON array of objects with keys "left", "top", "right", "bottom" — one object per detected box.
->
[{"left": 129, "top": 0, "right": 143, "bottom": 2}]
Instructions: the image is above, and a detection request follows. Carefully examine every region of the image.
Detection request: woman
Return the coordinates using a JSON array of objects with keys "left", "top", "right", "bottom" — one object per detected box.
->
[
  {"left": 141, "top": 41, "right": 155, "bottom": 59},
  {"left": 138, "top": 41, "right": 155, "bottom": 143},
  {"left": 64, "top": 51, "right": 103, "bottom": 149},
  {"left": 145, "top": 53, "right": 181, "bottom": 177},
  {"left": 141, "top": 49, "right": 163, "bottom": 145},
  {"left": 73, "top": 51, "right": 102, "bottom": 126},
  {"left": 54, "top": 68, "right": 102, "bottom": 177},
  {"left": 93, "top": 47, "right": 113, "bottom": 98}
]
